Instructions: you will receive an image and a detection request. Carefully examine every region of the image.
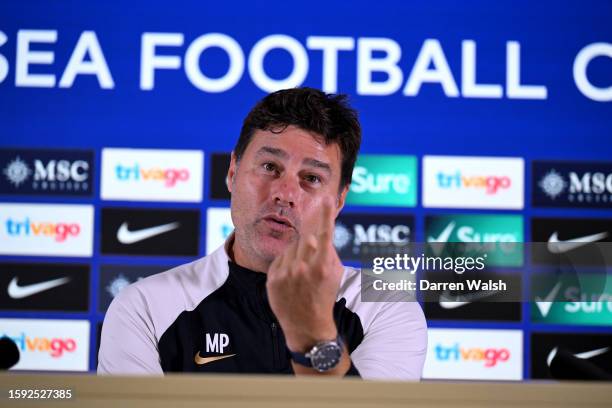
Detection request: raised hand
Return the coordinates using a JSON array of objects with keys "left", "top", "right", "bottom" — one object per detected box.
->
[{"left": 266, "top": 197, "right": 344, "bottom": 352}]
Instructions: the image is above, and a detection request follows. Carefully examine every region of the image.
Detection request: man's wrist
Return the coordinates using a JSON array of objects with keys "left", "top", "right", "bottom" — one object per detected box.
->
[
  {"left": 283, "top": 322, "right": 338, "bottom": 353},
  {"left": 289, "top": 335, "right": 345, "bottom": 373}
]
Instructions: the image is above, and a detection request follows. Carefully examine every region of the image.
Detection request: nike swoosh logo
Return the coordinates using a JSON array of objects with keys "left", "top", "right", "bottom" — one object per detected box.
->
[
  {"left": 547, "top": 231, "right": 608, "bottom": 254},
  {"left": 117, "top": 221, "right": 180, "bottom": 244},
  {"left": 546, "top": 346, "right": 610, "bottom": 367},
  {"left": 428, "top": 221, "right": 456, "bottom": 256},
  {"left": 439, "top": 289, "right": 500, "bottom": 309},
  {"left": 194, "top": 352, "right": 236, "bottom": 365},
  {"left": 535, "top": 281, "right": 562, "bottom": 318},
  {"left": 8, "top": 276, "right": 70, "bottom": 299}
]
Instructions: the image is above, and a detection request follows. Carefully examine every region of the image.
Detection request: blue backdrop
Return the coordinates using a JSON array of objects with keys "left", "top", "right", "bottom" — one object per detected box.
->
[{"left": 0, "top": 0, "right": 611, "bottom": 378}]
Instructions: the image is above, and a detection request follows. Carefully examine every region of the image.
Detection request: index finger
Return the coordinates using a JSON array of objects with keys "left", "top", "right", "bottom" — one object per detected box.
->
[{"left": 316, "top": 196, "right": 336, "bottom": 245}]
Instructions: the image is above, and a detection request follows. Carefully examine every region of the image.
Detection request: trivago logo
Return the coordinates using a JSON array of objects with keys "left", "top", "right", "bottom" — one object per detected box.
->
[
  {"left": 423, "top": 328, "right": 523, "bottom": 380},
  {"left": 346, "top": 154, "right": 417, "bottom": 207},
  {"left": 5, "top": 217, "right": 80, "bottom": 242},
  {"left": 0, "top": 203, "right": 94, "bottom": 257},
  {"left": 435, "top": 171, "right": 511, "bottom": 194},
  {"left": 101, "top": 148, "right": 203, "bottom": 202},
  {"left": 2, "top": 332, "right": 77, "bottom": 358},
  {"left": 0, "top": 318, "right": 90, "bottom": 371},
  {"left": 114, "top": 163, "right": 190, "bottom": 187},
  {"left": 434, "top": 343, "right": 510, "bottom": 367},
  {"left": 423, "top": 156, "right": 524, "bottom": 209}
]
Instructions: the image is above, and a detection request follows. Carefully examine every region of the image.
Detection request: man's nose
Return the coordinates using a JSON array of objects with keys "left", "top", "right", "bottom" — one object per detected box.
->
[{"left": 271, "top": 173, "right": 300, "bottom": 208}]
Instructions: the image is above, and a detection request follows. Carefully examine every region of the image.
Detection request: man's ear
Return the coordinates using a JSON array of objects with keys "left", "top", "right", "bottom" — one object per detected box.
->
[
  {"left": 227, "top": 152, "right": 238, "bottom": 194},
  {"left": 336, "top": 184, "right": 349, "bottom": 217}
]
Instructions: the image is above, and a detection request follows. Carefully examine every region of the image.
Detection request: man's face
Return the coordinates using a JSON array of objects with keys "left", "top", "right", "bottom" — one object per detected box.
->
[{"left": 228, "top": 125, "right": 348, "bottom": 269}]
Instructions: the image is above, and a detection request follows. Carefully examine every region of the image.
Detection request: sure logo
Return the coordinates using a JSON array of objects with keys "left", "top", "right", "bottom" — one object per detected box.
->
[
  {"left": 346, "top": 155, "right": 417, "bottom": 207},
  {"left": 5, "top": 217, "right": 81, "bottom": 242},
  {"left": 351, "top": 167, "right": 411, "bottom": 194},
  {"left": 426, "top": 214, "right": 523, "bottom": 266}
]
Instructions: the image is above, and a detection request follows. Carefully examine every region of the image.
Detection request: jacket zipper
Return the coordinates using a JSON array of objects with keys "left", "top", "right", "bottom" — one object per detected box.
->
[{"left": 271, "top": 321, "right": 279, "bottom": 370}]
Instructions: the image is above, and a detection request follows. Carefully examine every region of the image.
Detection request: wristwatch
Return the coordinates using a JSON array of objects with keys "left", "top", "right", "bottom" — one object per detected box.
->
[{"left": 288, "top": 335, "right": 344, "bottom": 372}]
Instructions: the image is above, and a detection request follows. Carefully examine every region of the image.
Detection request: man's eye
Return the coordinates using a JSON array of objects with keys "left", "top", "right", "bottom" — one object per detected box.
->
[
  {"left": 304, "top": 174, "right": 321, "bottom": 184},
  {"left": 263, "top": 162, "right": 277, "bottom": 172}
]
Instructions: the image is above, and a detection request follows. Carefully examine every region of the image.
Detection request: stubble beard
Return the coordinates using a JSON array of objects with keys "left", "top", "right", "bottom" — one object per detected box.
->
[{"left": 234, "top": 218, "right": 298, "bottom": 272}]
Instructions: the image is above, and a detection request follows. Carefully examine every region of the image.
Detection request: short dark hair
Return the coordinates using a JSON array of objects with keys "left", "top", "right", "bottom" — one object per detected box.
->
[{"left": 234, "top": 87, "right": 361, "bottom": 190}]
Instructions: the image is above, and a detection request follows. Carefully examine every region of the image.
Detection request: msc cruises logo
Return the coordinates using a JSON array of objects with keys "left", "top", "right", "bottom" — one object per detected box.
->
[
  {"left": 533, "top": 161, "right": 612, "bottom": 208},
  {"left": 0, "top": 149, "right": 93, "bottom": 196}
]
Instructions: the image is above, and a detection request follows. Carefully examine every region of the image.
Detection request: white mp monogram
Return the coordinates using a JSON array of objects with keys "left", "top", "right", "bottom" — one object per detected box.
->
[{"left": 205, "top": 333, "right": 230, "bottom": 354}]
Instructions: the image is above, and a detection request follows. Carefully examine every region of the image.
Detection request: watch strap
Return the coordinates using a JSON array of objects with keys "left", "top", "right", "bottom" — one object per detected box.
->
[{"left": 288, "top": 335, "right": 344, "bottom": 368}]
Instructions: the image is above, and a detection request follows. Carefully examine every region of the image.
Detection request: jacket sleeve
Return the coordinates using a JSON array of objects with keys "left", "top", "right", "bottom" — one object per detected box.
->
[
  {"left": 349, "top": 300, "right": 427, "bottom": 381},
  {"left": 97, "top": 284, "right": 163, "bottom": 375}
]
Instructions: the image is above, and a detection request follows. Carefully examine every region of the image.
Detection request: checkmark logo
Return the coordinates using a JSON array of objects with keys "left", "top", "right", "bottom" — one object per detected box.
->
[
  {"left": 438, "top": 289, "right": 501, "bottom": 309},
  {"left": 547, "top": 231, "right": 608, "bottom": 254},
  {"left": 546, "top": 346, "right": 610, "bottom": 367},
  {"left": 194, "top": 352, "right": 236, "bottom": 365},
  {"left": 535, "top": 281, "right": 563, "bottom": 318},
  {"left": 428, "top": 221, "right": 456, "bottom": 256},
  {"left": 116, "top": 221, "right": 180, "bottom": 244},
  {"left": 8, "top": 276, "right": 70, "bottom": 299}
]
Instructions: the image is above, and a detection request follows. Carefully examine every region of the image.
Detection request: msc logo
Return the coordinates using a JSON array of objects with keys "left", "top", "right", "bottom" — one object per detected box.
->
[
  {"left": 540, "top": 170, "right": 612, "bottom": 199},
  {"left": 0, "top": 149, "right": 93, "bottom": 196},
  {"left": 333, "top": 213, "right": 413, "bottom": 261},
  {"left": 336, "top": 223, "right": 411, "bottom": 248},
  {"left": 434, "top": 343, "right": 510, "bottom": 367},
  {"left": 205, "top": 333, "right": 230, "bottom": 353},
  {"left": 533, "top": 161, "right": 612, "bottom": 208}
]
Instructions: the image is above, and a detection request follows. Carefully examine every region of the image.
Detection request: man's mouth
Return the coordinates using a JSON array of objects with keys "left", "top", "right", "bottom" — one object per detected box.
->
[{"left": 261, "top": 215, "right": 295, "bottom": 231}]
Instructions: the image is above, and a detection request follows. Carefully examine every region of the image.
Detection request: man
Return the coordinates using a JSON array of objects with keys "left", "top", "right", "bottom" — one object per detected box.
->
[{"left": 98, "top": 87, "right": 427, "bottom": 379}]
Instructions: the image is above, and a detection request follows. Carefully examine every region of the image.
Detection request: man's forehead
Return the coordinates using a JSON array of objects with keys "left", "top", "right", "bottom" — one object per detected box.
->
[{"left": 246, "top": 127, "right": 342, "bottom": 166}]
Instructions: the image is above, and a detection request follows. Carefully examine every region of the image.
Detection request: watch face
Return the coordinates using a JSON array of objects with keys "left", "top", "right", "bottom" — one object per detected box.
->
[{"left": 311, "top": 342, "right": 342, "bottom": 372}]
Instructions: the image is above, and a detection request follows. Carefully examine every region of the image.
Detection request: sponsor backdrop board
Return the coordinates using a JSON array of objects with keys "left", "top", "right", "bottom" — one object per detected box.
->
[
  {"left": 0, "top": 263, "right": 90, "bottom": 312},
  {"left": 424, "top": 328, "right": 523, "bottom": 380},
  {"left": 0, "top": 0, "right": 611, "bottom": 379},
  {"left": 0, "top": 318, "right": 90, "bottom": 371}
]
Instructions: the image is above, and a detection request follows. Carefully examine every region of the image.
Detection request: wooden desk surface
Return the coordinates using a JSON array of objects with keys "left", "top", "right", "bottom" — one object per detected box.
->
[{"left": 0, "top": 373, "right": 611, "bottom": 408}]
